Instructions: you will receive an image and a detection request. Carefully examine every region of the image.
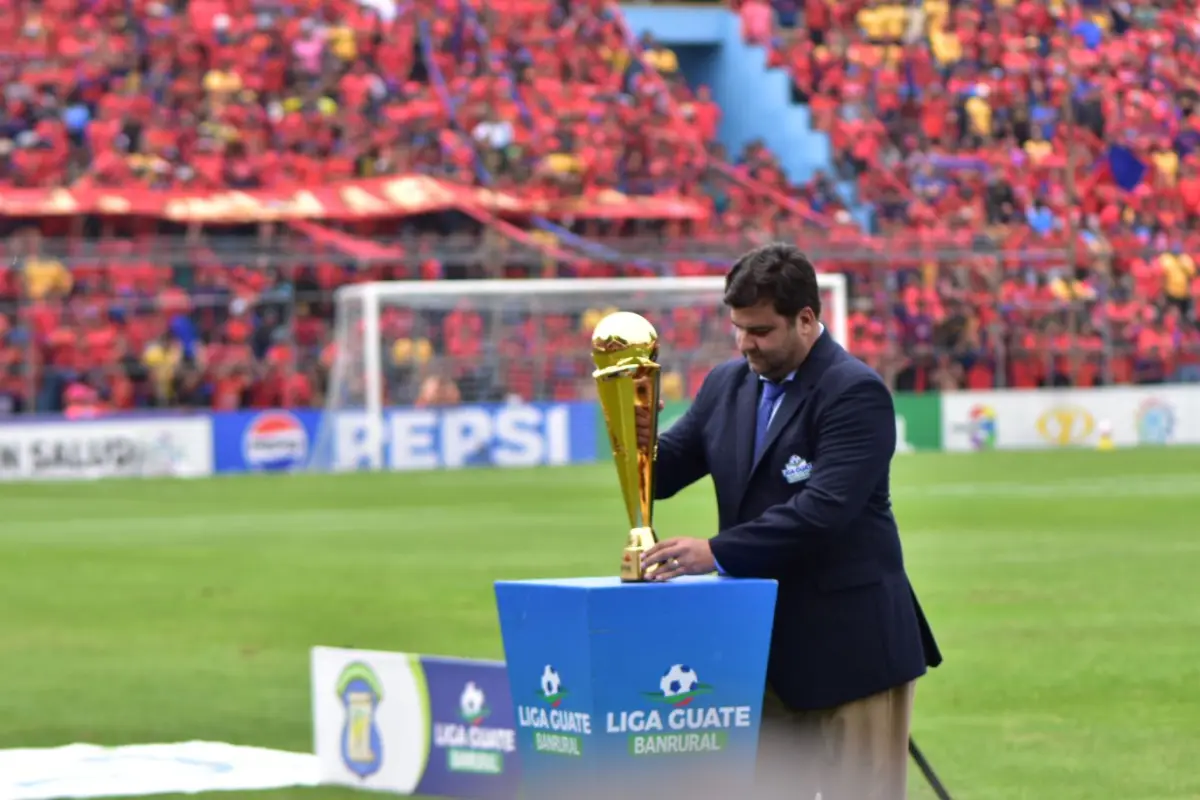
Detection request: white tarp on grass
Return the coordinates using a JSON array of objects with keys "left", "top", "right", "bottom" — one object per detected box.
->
[{"left": 0, "top": 741, "right": 320, "bottom": 800}]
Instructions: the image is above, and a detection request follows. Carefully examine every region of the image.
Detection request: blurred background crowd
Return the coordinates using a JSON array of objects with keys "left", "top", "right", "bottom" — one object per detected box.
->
[{"left": 1, "top": 0, "right": 1198, "bottom": 416}]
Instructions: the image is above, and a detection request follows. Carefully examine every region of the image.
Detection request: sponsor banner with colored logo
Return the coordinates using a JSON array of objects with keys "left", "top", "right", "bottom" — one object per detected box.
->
[
  {"left": 212, "top": 402, "right": 598, "bottom": 474},
  {"left": 894, "top": 393, "right": 942, "bottom": 453},
  {"left": 212, "top": 410, "right": 320, "bottom": 473},
  {"left": 324, "top": 402, "right": 596, "bottom": 472},
  {"left": 311, "top": 647, "right": 519, "bottom": 799},
  {"left": 0, "top": 415, "right": 213, "bottom": 482},
  {"left": 941, "top": 386, "right": 1200, "bottom": 452}
]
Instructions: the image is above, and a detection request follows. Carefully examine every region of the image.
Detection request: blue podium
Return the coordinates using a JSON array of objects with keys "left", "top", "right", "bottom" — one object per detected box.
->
[{"left": 494, "top": 575, "right": 778, "bottom": 799}]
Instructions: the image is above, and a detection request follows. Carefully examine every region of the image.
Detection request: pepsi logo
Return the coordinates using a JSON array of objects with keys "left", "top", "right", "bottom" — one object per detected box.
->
[{"left": 243, "top": 411, "right": 309, "bottom": 470}]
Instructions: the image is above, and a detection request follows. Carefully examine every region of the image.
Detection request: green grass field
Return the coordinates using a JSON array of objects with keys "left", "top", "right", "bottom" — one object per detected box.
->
[{"left": 3, "top": 448, "right": 1200, "bottom": 800}]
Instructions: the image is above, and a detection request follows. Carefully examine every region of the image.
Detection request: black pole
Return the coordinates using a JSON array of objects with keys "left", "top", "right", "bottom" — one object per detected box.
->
[{"left": 909, "top": 737, "right": 954, "bottom": 800}]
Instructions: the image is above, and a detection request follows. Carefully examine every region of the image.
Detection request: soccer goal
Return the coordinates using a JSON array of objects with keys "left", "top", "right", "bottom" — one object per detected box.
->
[{"left": 306, "top": 275, "right": 847, "bottom": 473}]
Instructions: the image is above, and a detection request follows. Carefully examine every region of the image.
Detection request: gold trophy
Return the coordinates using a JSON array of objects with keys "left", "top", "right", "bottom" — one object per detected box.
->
[{"left": 591, "top": 311, "right": 662, "bottom": 582}]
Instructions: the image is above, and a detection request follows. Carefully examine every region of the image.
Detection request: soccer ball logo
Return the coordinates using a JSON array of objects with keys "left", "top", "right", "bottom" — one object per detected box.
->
[
  {"left": 540, "top": 665, "right": 567, "bottom": 707},
  {"left": 648, "top": 664, "right": 713, "bottom": 707},
  {"left": 661, "top": 664, "right": 699, "bottom": 698},
  {"left": 459, "top": 681, "right": 489, "bottom": 726}
]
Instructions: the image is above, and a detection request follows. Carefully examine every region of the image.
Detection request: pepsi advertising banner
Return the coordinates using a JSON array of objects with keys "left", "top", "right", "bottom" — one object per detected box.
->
[
  {"left": 311, "top": 648, "right": 519, "bottom": 798},
  {"left": 211, "top": 402, "right": 598, "bottom": 474},
  {"left": 212, "top": 409, "right": 320, "bottom": 473}
]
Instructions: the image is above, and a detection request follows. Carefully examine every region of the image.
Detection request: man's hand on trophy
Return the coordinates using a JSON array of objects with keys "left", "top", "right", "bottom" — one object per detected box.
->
[
  {"left": 641, "top": 537, "right": 716, "bottom": 581},
  {"left": 635, "top": 399, "right": 665, "bottom": 450}
]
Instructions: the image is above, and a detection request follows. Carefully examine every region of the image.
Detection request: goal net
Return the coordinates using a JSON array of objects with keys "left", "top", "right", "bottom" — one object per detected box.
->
[{"left": 306, "top": 275, "right": 847, "bottom": 473}]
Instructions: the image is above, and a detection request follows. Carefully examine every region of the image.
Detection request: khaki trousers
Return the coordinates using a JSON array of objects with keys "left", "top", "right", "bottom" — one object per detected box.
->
[{"left": 754, "top": 680, "right": 917, "bottom": 800}]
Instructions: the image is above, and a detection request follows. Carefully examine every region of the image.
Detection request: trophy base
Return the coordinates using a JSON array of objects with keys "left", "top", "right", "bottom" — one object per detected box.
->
[{"left": 620, "top": 526, "right": 659, "bottom": 583}]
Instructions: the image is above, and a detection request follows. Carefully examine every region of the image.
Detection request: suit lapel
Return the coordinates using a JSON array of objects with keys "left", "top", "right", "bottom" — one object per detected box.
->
[{"left": 731, "top": 370, "right": 761, "bottom": 496}]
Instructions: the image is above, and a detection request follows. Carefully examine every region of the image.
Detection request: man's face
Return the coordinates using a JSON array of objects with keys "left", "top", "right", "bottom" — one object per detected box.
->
[{"left": 730, "top": 300, "right": 814, "bottom": 381}]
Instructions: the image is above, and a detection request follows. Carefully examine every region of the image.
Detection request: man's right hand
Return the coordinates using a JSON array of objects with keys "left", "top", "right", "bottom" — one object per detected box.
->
[{"left": 636, "top": 399, "right": 665, "bottom": 450}]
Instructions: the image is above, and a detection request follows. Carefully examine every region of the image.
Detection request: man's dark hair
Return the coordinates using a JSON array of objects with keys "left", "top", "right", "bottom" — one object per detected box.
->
[{"left": 724, "top": 243, "right": 822, "bottom": 319}]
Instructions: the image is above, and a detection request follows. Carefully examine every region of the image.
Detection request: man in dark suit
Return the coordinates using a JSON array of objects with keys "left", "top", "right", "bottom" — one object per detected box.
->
[{"left": 641, "top": 243, "right": 942, "bottom": 800}]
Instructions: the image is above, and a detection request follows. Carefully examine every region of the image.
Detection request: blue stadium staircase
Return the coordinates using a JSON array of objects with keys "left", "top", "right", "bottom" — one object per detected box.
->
[
  {"left": 714, "top": 37, "right": 832, "bottom": 185},
  {"left": 620, "top": 6, "right": 873, "bottom": 230}
]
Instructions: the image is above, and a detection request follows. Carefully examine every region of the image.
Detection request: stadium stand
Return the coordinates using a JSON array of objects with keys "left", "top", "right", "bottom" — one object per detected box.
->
[
  {"left": 749, "top": 0, "right": 1200, "bottom": 380},
  {"left": 0, "top": 0, "right": 1198, "bottom": 415}
]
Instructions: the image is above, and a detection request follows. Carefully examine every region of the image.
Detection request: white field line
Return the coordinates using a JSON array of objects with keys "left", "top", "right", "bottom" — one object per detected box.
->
[{"left": 896, "top": 472, "right": 1200, "bottom": 499}]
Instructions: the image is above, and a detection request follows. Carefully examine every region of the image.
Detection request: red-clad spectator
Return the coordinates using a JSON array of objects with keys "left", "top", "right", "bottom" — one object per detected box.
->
[
  {"left": 741, "top": 0, "right": 774, "bottom": 45},
  {"left": 64, "top": 383, "right": 104, "bottom": 419}
]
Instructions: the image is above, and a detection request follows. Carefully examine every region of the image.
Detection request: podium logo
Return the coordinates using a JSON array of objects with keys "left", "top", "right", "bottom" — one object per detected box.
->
[
  {"left": 539, "top": 665, "right": 567, "bottom": 707},
  {"left": 515, "top": 664, "right": 591, "bottom": 757},
  {"left": 647, "top": 664, "right": 712, "bottom": 707},
  {"left": 460, "top": 681, "right": 490, "bottom": 725},
  {"left": 607, "top": 664, "right": 752, "bottom": 757},
  {"left": 335, "top": 662, "right": 384, "bottom": 779},
  {"left": 432, "top": 681, "right": 515, "bottom": 775}
]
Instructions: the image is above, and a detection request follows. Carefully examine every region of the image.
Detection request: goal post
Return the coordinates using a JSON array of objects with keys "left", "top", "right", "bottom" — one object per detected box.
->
[{"left": 306, "top": 274, "right": 848, "bottom": 473}]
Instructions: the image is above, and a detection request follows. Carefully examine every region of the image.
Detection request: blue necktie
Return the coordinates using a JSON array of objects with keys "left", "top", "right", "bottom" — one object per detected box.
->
[{"left": 753, "top": 380, "right": 788, "bottom": 464}]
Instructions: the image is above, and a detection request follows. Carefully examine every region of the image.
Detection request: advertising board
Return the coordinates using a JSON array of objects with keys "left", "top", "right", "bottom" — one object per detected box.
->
[
  {"left": 322, "top": 402, "right": 596, "bottom": 472},
  {"left": 894, "top": 393, "right": 941, "bottom": 453},
  {"left": 311, "top": 647, "right": 518, "bottom": 798},
  {"left": 213, "top": 410, "right": 320, "bottom": 473},
  {"left": 0, "top": 416, "right": 213, "bottom": 481},
  {"left": 941, "top": 386, "right": 1200, "bottom": 452},
  {"left": 213, "top": 403, "right": 597, "bottom": 474}
]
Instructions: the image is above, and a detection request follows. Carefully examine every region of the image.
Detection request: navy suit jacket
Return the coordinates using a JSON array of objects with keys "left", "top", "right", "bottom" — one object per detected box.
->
[{"left": 655, "top": 331, "right": 942, "bottom": 712}]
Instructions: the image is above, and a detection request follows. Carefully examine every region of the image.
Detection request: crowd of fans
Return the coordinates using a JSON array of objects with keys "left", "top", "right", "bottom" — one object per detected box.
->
[
  {"left": 741, "top": 0, "right": 1200, "bottom": 370},
  {"left": 1, "top": 0, "right": 1200, "bottom": 415}
]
